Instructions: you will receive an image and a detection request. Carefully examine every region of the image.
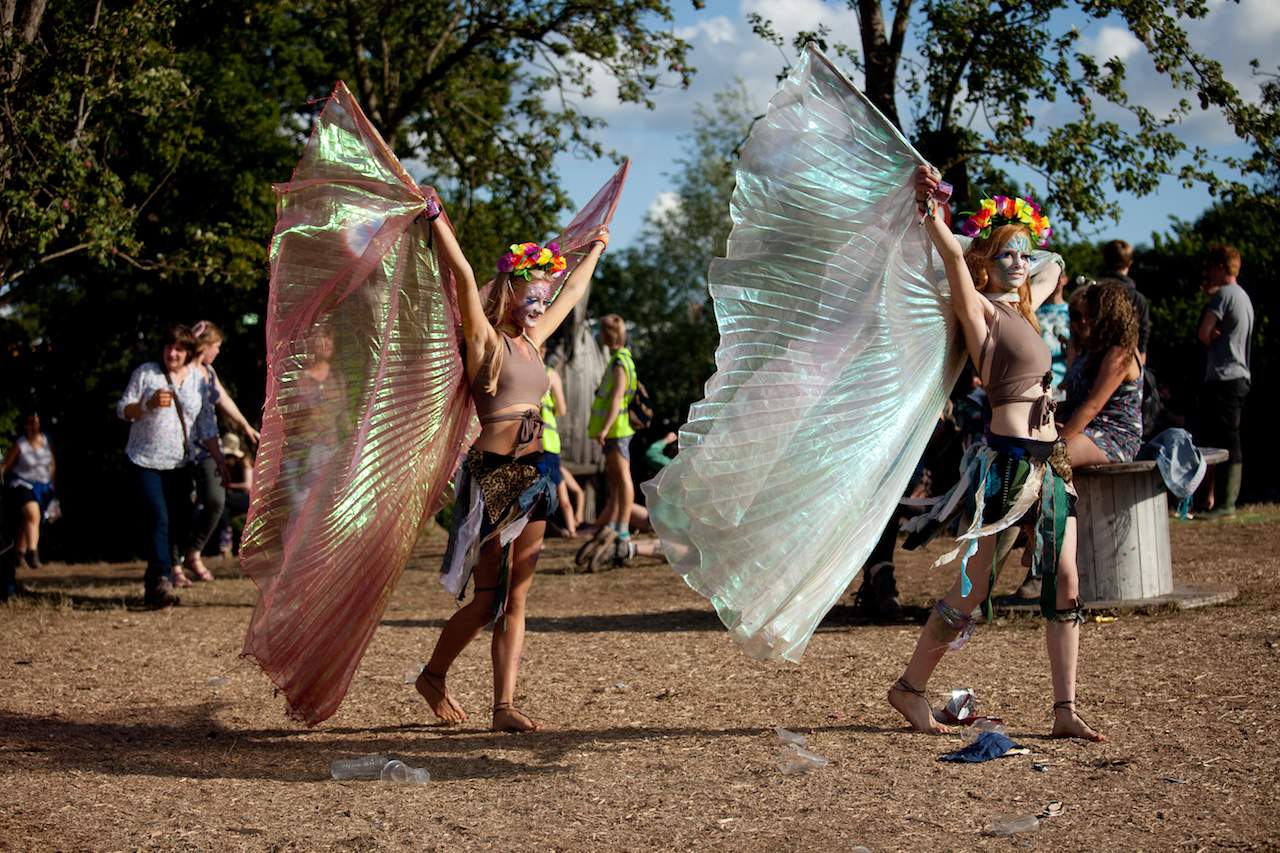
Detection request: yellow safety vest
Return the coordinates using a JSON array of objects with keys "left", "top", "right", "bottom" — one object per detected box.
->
[
  {"left": 540, "top": 367, "right": 560, "bottom": 454},
  {"left": 587, "top": 347, "right": 637, "bottom": 440}
]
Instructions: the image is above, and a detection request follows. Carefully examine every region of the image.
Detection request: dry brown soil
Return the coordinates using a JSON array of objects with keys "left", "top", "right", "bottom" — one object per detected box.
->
[{"left": 2, "top": 507, "right": 1278, "bottom": 851}]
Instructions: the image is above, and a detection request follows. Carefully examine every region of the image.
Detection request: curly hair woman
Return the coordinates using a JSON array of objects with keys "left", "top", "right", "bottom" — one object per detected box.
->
[{"left": 1057, "top": 281, "right": 1143, "bottom": 465}]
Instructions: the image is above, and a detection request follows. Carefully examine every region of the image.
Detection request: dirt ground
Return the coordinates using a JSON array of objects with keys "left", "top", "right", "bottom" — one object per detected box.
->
[{"left": 2, "top": 506, "right": 1278, "bottom": 851}]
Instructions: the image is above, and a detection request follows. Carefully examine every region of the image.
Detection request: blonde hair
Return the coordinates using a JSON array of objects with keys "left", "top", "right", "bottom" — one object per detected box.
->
[
  {"left": 477, "top": 270, "right": 551, "bottom": 395},
  {"left": 599, "top": 314, "right": 626, "bottom": 348},
  {"left": 964, "top": 223, "right": 1040, "bottom": 333},
  {"left": 191, "top": 319, "right": 224, "bottom": 354}
]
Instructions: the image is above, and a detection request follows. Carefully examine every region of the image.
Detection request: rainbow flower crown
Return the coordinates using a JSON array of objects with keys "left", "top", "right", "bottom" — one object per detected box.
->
[
  {"left": 960, "top": 195, "right": 1052, "bottom": 247},
  {"left": 498, "top": 241, "right": 567, "bottom": 280}
]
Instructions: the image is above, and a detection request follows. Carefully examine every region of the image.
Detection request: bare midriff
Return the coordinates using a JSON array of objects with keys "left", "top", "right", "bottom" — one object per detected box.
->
[
  {"left": 989, "top": 397, "right": 1059, "bottom": 443},
  {"left": 471, "top": 404, "right": 544, "bottom": 456}
]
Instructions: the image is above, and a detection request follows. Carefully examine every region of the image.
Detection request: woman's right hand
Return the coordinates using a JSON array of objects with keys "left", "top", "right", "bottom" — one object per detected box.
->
[{"left": 148, "top": 389, "right": 173, "bottom": 410}]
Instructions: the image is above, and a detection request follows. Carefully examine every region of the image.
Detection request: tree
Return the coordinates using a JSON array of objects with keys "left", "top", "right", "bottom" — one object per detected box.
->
[
  {"left": 0, "top": 0, "right": 193, "bottom": 301},
  {"left": 750, "top": 1, "right": 1280, "bottom": 229}
]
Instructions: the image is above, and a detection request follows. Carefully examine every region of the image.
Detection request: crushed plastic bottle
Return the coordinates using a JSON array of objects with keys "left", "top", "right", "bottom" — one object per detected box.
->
[
  {"left": 206, "top": 676, "right": 232, "bottom": 688},
  {"left": 402, "top": 662, "right": 424, "bottom": 685},
  {"left": 985, "top": 814, "right": 1040, "bottom": 836},
  {"left": 379, "top": 759, "right": 430, "bottom": 785},
  {"left": 330, "top": 753, "right": 390, "bottom": 781},
  {"left": 778, "top": 744, "right": 829, "bottom": 775}
]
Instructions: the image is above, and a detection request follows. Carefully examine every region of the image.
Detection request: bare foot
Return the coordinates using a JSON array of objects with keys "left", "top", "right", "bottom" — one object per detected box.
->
[
  {"left": 492, "top": 704, "right": 543, "bottom": 733},
  {"left": 1051, "top": 704, "right": 1106, "bottom": 742},
  {"left": 415, "top": 670, "right": 466, "bottom": 724},
  {"left": 887, "top": 680, "right": 952, "bottom": 735}
]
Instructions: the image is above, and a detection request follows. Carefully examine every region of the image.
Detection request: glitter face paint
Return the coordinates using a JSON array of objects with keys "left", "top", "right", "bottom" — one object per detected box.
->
[
  {"left": 508, "top": 280, "right": 553, "bottom": 329},
  {"left": 988, "top": 233, "right": 1032, "bottom": 291}
]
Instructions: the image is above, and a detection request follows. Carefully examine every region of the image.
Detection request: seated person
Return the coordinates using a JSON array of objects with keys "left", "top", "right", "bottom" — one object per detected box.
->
[{"left": 1056, "top": 281, "right": 1143, "bottom": 466}]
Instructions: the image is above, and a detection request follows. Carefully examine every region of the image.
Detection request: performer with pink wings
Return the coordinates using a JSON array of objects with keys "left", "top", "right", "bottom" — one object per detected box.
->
[
  {"left": 423, "top": 214, "right": 608, "bottom": 733},
  {"left": 241, "top": 80, "right": 626, "bottom": 728}
]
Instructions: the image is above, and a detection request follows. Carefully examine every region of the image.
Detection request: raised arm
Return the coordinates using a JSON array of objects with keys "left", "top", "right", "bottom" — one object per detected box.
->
[
  {"left": 427, "top": 200, "right": 493, "bottom": 359},
  {"left": 532, "top": 228, "right": 608, "bottom": 346},
  {"left": 914, "top": 166, "right": 993, "bottom": 368},
  {"left": 1028, "top": 256, "right": 1065, "bottom": 309}
]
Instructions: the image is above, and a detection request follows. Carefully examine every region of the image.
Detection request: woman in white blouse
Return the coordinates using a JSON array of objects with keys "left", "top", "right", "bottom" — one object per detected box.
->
[
  {"left": 2, "top": 410, "right": 56, "bottom": 569},
  {"left": 116, "top": 324, "right": 218, "bottom": 608}
]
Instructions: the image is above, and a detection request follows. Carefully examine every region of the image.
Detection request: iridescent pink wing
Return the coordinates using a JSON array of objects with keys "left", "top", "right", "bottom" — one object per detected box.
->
[{"left": 240, "top": 81, "right": 473, "bottom": 725}]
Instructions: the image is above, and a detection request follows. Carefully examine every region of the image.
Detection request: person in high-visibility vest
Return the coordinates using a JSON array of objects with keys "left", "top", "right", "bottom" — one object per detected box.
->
[
  {"left": 538, "top": 349, "right": 584, "bottom": 536},
  {"left": 577, "top": 314, "right": 638, "bottom": 571}
]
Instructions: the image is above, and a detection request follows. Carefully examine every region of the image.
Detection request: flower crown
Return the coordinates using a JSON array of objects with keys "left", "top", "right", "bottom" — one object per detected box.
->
[
  {"left": 959, "top": 195, "right": 1052, "bottom": 247},
  {"left": 497, "top": 241, "right": 567, "bottom": 280}
]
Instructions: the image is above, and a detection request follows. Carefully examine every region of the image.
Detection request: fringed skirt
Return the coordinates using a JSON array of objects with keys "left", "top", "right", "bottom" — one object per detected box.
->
[
  {"left": 903, "top": 433, "right": 1076, "bottom": 620},
  {"left": 440, "top": 448, "right": 558, "bottom": 624}
]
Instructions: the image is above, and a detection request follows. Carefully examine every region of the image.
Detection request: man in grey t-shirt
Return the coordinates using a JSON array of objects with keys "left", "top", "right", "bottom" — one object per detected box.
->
[{"left": 1195, "top": 244, "right": 1253, "bottom": 517}]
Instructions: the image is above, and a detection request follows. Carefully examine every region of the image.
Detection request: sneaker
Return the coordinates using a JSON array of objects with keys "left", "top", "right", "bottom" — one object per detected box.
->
[
  {"left": 23, "top": 549, "right": 40, "bottom": 569},
  {"left": 601, "top": 539, "right": 635, "bottom": 572},
  {"left": 144, "top": 579, "right": 181, "bottom": 609},
  {"left": 576, "top": 526, "right": 617, "bottom": 572}
]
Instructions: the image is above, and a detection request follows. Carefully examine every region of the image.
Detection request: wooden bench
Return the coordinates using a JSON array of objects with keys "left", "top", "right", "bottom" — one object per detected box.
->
[{"left": 1072, "top": 447, "right": 1229, "bottom": 606}]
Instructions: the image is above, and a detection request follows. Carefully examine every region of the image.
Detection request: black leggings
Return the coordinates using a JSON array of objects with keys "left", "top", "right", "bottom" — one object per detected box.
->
[{"left": 188, "top": 456, "right": 226, "bottom": 553}]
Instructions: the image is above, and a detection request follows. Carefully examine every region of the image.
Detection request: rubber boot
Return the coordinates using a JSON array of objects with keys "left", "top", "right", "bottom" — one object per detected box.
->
[{"left": 1220, "top": 463, "right": 1243, "bottom": 513}]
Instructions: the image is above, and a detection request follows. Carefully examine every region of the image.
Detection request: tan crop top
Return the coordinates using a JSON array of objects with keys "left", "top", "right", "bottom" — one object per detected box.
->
[
  {"left": 979, "top": 298, "right": 1055, "bottom": 430},
  {"left": 470, "top": 332, "right": 549, "bottom": 419}
]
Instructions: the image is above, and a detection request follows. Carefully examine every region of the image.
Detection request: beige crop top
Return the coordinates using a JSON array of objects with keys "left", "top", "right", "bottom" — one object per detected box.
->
[
  {"left": 470, "top": 332, "right": 549, "bottom": 419},
  {"left": 979, "top": 297, "right": 1055, "bottom": 430}
]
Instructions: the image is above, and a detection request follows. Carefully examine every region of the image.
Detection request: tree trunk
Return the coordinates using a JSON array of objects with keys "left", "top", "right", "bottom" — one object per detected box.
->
[{"left": 857, "top": 0, "right": 910, "bottom": 131}]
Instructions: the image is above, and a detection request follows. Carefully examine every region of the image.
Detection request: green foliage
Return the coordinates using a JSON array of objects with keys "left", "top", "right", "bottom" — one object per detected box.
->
[{"left": 0, "top": 0, "right": 193, "bottom": 295}]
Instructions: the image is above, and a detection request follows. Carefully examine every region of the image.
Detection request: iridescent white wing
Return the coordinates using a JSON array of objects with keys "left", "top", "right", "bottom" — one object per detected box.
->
[{"left": 642, "top": 47, "right": 966, "bottom": 661}]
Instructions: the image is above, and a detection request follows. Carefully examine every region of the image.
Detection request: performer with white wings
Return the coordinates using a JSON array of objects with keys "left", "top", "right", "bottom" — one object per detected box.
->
[
  {"left": 641, "top": 47, "right": 1103, "bottom": 741},
  {"left": 894, "top": 169, "right": 1103, "bottom": 741},
  {"left": 424, "top": 216, "right": 608, "bottom": 732}
]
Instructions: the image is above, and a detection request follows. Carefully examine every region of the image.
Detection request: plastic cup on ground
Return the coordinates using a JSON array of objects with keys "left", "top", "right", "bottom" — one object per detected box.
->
[
  {"left": 778, "top": 744, "right": 829, "bottom": 775},
  {"left": 379, "top": 759, "right": 430, "bottom": 785},
  {"left": 775, "top": 726, "right": 806, "bottom": 747}
]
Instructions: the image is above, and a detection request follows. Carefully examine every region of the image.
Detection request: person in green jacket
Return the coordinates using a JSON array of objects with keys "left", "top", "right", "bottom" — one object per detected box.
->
[{"left": 577, "top": 314, "right": 639, "bottom": 570}]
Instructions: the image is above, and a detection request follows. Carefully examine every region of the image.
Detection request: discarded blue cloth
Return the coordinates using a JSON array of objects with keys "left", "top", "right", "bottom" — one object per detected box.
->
[
  {"left": 938, "top": 731, "right": 1025, "bottom": 763},
  {"left": 1137, "top": 428, "right": 1205, "bottom": 500}
]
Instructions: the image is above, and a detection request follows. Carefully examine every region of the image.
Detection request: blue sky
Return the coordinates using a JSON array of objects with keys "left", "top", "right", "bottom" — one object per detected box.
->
[{"left": 553, "top": 0, "right": 1276, "bottom": 252}]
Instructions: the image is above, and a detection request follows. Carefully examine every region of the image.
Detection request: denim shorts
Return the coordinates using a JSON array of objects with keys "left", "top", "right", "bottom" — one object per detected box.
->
[{"left": 603, "top": 436, "right": 632, "bottom": 460}]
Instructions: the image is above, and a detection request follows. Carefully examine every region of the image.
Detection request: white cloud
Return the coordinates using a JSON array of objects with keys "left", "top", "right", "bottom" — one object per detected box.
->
[
  {"left": 676, "top": 16, "right": 737, "bottom": 45},
  {"left": 1085, "top": 25, "right": 1142, "bottom": 62},
  {"left": 646, "top": 190, "right": 682, "bottom": 223}
]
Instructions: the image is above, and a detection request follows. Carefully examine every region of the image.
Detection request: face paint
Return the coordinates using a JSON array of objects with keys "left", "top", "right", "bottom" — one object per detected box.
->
[
  {"left": 509, "top": 281, "right": 553, "bottom": 329},
  {"left": 988, "top": 233, "right": 1032, "bottom": 291}
]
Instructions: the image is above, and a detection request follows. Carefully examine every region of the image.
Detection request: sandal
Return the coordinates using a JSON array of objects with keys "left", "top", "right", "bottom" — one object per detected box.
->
[
  {"left": 171, "top": 565, "right": 194, "bottom": 588},
  {"left": 184, "top": 553, "right": 215, "bottom": 582},
  {"left": 492, "top": 702, "right": 543, "bottom": 733},
  {"left": 1051, "top": 699, "right": 1106, "bottom": 742}
]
